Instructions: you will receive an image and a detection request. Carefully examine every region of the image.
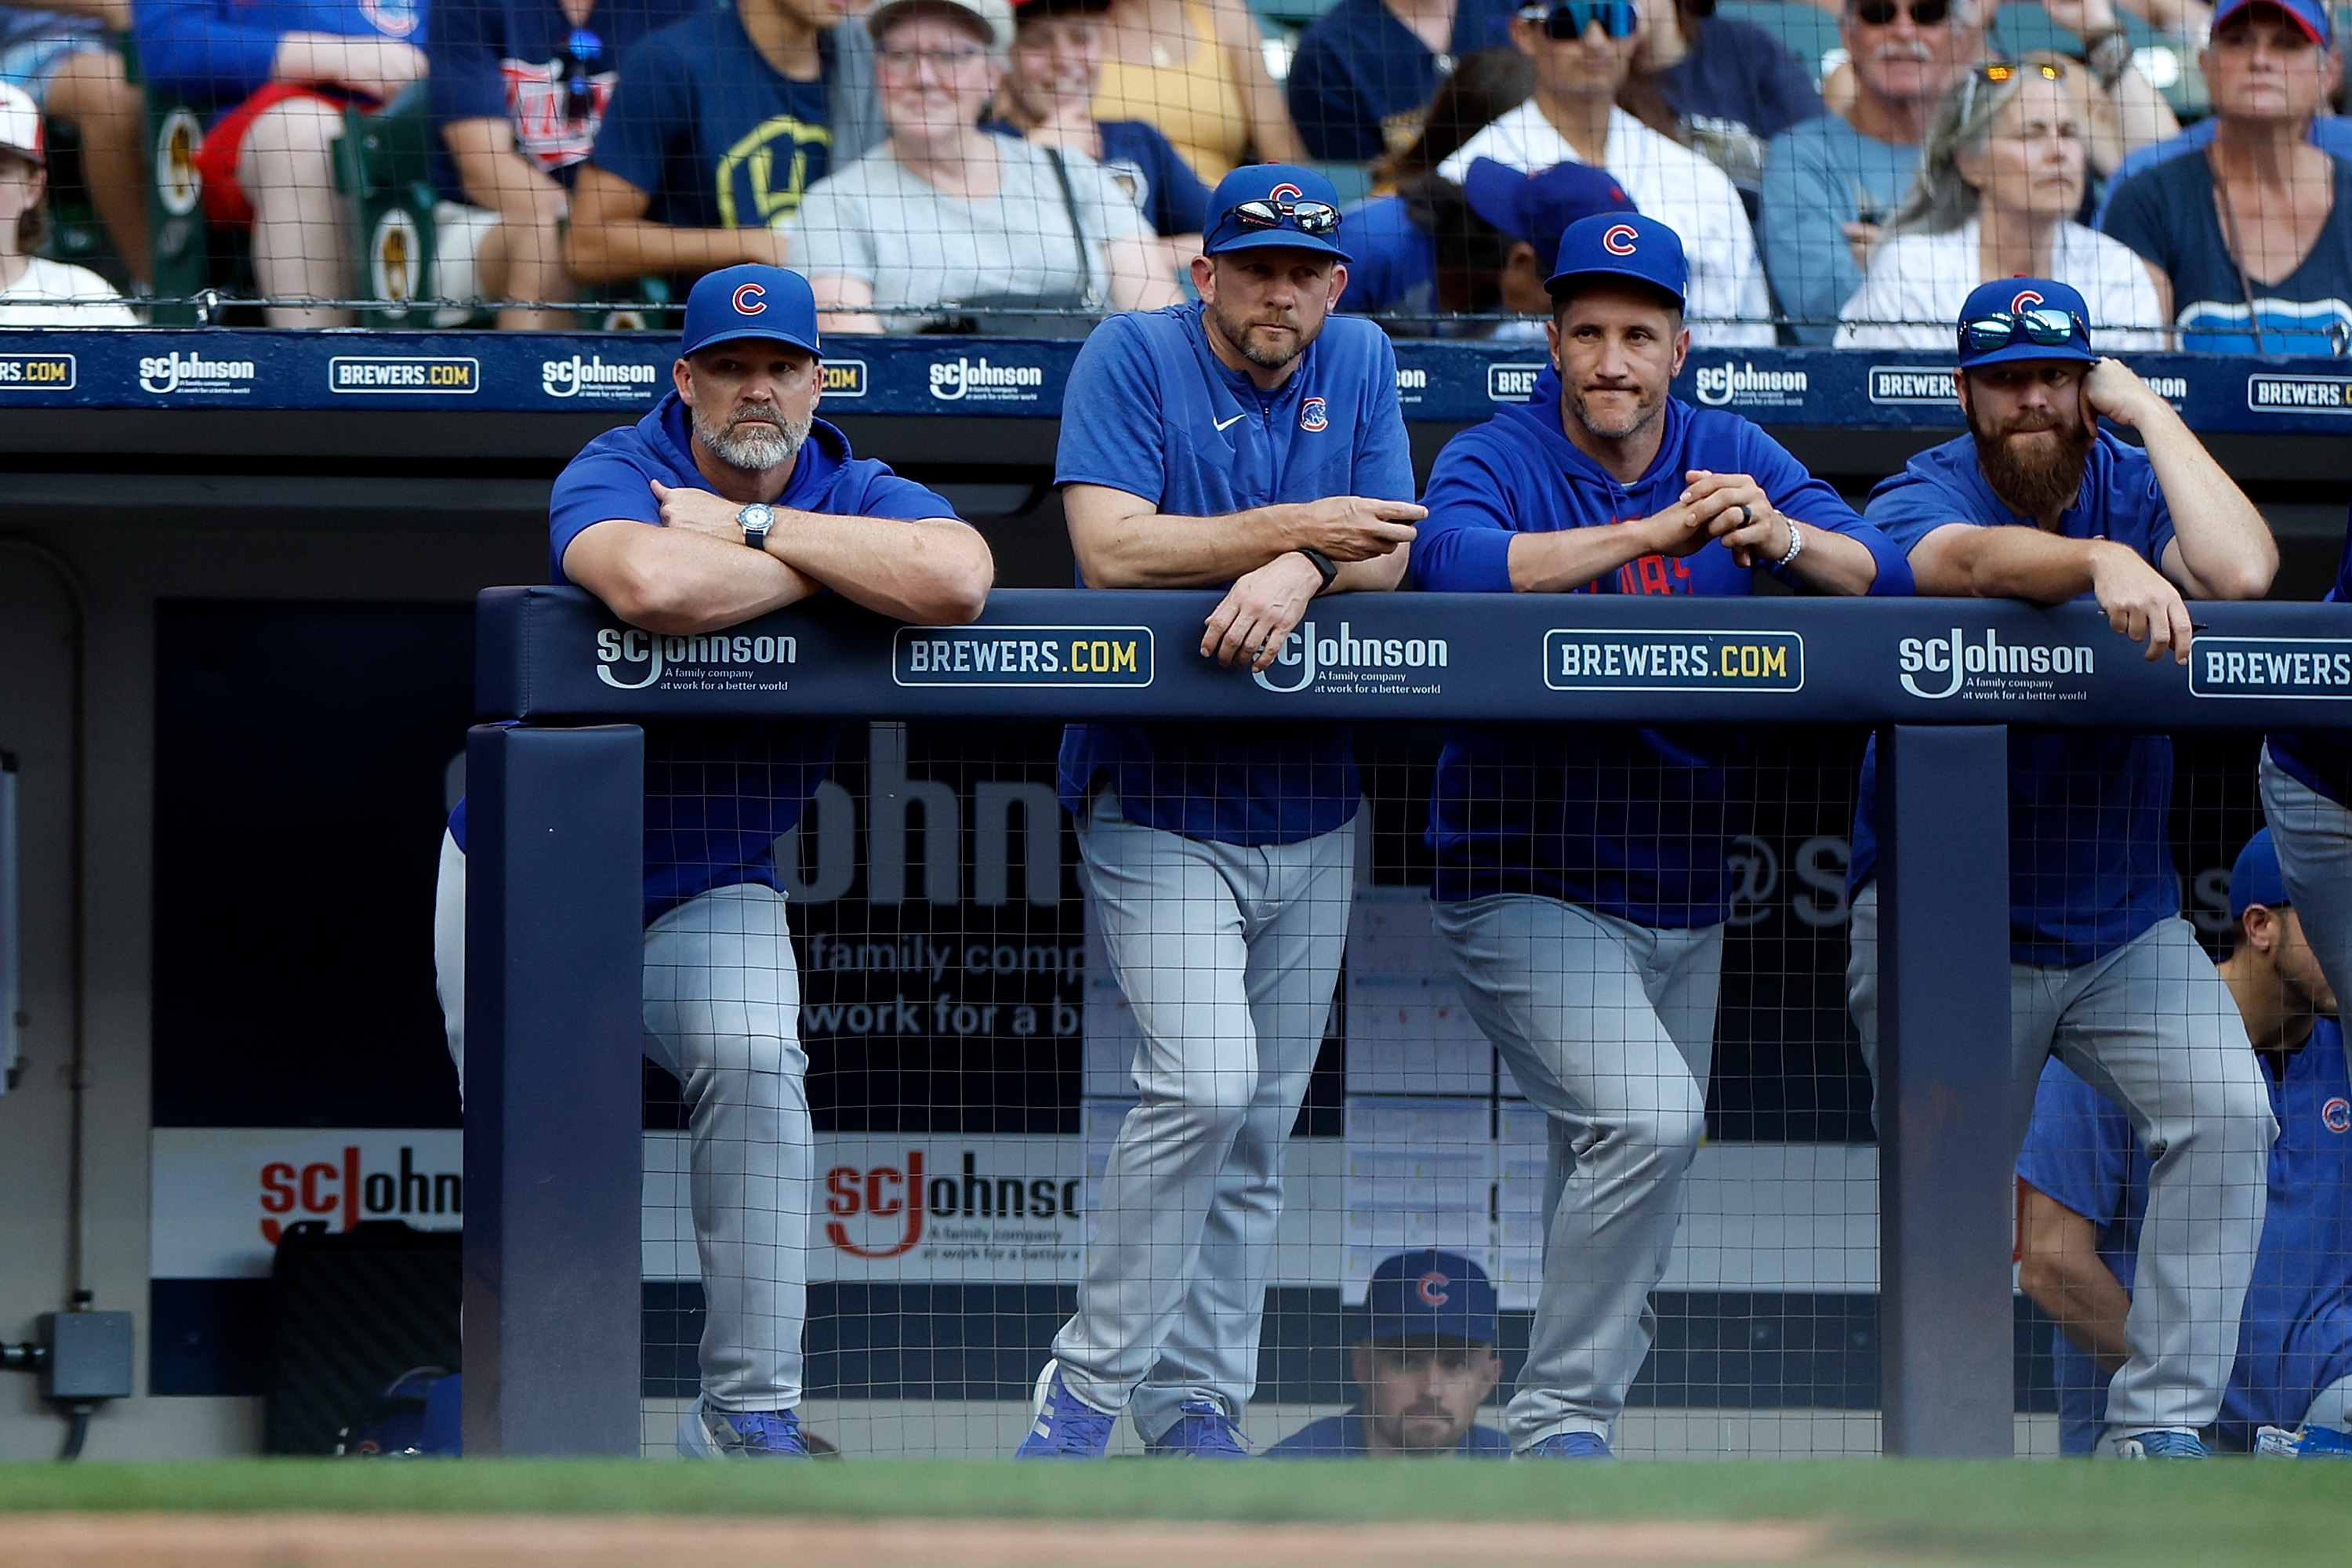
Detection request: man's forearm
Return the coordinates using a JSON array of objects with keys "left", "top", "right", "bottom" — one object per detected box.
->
[
  {"left": 768, "top": 512, "right": 992, "bottom": 625},
  {"left": 2138, "top": 404, "right": 2277, "bottom": 599},
  {"left": 566, "top": 217, "right": 769, "bottom": 285},
  {"left": 1915, "top": 525, "right": 2102, "bottom": 601},
  {"left": 1331, "top": 546, "right": 1407, "bottom": 593},
  {"left": 2020, "top": 1252, "right": 2132, "bottom": 1374},
  {"left": 1786, "top": 525, "right": 1880, "bottom": 597},
  {"left": 1506, "top": 521, "right": 1668, "bottom": 594},
  {"left": 1076, "top": 503, "right": 1307, "bottom": 589}
]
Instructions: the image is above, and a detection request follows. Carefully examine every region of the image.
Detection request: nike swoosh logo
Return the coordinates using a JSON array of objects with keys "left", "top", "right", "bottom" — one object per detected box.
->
[{"left": 1213, "top": 413, "right": 1247, "bottom": 431}]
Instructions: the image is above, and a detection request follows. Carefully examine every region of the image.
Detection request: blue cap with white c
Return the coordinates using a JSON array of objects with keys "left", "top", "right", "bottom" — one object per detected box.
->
[
  {"left": 2230, "top": 827, "right": 2292, "bottom": 922},
  {"left": 681, "top": 264, "right": 822, "bottom": 359},
  {"left": 1544, "top": 212, "right": 1686, "bottom": 307}
]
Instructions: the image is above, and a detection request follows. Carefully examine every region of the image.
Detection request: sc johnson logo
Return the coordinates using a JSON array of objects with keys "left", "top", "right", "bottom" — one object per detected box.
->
[
  {"left": 822, "top": 358, "right": 868, "bottom": 397},
  {"left": 895, "top": 626, "right": 1152, "bottom": 687},
  {"left": 1693, "top": 361, "right": 1808, "bottom": 409},
  {"left": 1394, "top": 365, "right": 1428, "bottom": 405},
  {"left": 0, "top": 354, "right": 74, "bottom": 390},
  {"left": 1488, "top": 363, "right": 1544, "bottom": 401},
  {"left": 1898, "top": 626, "right": 2096, "bottom": 700},
  {"left": 1545, "top": 630, "right": 1802, "bottom": 691},
  {"left": 1867, "top": 366, "right": 1958, "bottom": 405},
  {"left": 138, "top": 350, "right": 256, "bottom": 395},
  {"left": 328, "top": 356, "right": 479, "bottom": 394},
  {"left": 928, "top": 355, "right": 1044, "bottom": 402},
  {"left": 596, "top": 625, "right": 797, "bottom": 690},
  {"left": 2248, "top": 374, "right": 2352, "bottom": 414},
  {"left": 1254, "top": 619, "right": 1449, "bottom": 694},
  {"left": 2190, "top": 637, "right": 2352, "bottom": 699},
  {"left": 541, "top": 354, "right": 660, "bottom": 399},
  {"left": 256, "top": 1145, "right": 459, "bottom": 1246},
  {"left": 824, "top": 1151, "right": 1080, "bottom": 1261}
]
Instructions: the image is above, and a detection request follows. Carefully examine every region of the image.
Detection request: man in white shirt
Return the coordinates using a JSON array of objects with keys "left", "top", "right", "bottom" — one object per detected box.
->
[{"left": 1439, "top": 0, "right": 1772, "bottom": 346}]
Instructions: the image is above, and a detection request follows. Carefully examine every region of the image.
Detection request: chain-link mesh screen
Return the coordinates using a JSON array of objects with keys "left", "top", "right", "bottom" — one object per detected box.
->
[
  {"left": 12, "top": 0, "right": 2346, "bottom": 343},
  {"left": 575, "top": 713, "right": 2324, "bottom": 1459}
]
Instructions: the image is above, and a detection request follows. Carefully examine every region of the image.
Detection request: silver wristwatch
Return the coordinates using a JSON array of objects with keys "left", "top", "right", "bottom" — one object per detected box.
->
[{"left": 738, "top": 502, "right": 775, "bottom": 550}]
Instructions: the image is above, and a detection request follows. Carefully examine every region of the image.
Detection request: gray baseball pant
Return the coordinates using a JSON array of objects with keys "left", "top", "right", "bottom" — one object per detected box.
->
[
  {"left": 2259, "top": 746, "right": 2352, "bottom": 1007},
  {"left": 1050, "top": 787, "right": 1353, "bottom": 1443},
  {"left": 435, "top": 833, "right": 812, "bottom": 1413},
  {"left": 1432, "top": 892, "right": 1725, "bottom": 1450},
  {"left": 1848, "top": 881, "right": 2274, "bottom": 1434}
]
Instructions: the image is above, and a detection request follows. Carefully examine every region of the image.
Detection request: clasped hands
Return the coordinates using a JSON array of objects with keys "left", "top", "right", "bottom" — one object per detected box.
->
[{"left": 1637, "top": 471, "right": 1795, "bottom": 568}]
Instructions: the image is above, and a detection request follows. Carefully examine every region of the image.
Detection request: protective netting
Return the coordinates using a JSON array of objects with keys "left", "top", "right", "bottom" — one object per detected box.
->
[
  {"left": 7, "top": 0, "right": 2346, "bottom": 346},
  {"left": 607, "top": 717, "right": 2313, "bottom": 1459}
]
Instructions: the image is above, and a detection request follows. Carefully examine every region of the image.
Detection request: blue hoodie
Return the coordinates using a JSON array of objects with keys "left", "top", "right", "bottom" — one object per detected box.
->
[{"left": 1414, "top": 367, "right": 1911, "bottom": 924}]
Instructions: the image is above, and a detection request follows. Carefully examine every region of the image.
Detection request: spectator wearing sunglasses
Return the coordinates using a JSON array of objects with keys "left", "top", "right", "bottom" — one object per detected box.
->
[
  {"left": 1284, "top": 0, "right": 1520, "bottom": 163},
  {"left": 2101, "top": 0, "right": 2352, "bottom": 354},
  {"left": 1760, "top": 0, "right": 1987, "bottom": 343},
  {"left": 1838, "top": 58, "right": 2165, "bottom": 348},
  {"left": 1437, "top": 0, "right": 1773, "bottom": 344},
  {"left": 788, "top": 0, "right": 1181, "bottom": 332},
  {"left": 426, "top": 0, "right": 703, "bottom": 328},
  {"left": 563, "top": 0, "right": 885, "bottom": 294}
]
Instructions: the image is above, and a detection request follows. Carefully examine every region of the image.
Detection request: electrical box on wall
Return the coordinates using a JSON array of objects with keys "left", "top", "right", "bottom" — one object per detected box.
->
[{"left": 39, "top": 1312, "right": 135, "bottom": 1403}]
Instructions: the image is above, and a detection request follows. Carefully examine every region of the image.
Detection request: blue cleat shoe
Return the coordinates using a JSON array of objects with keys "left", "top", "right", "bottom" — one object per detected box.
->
[
  {"left": 1014, "top": 1360, "right": 1115, "bottom": 1460},
  {"left": 2257, "top": 1424, "right": 2352, "bottom": 1459},
  {"left": 1519, "top": 1431, "right": 1613, "bottom": 1459},
  {"left": 678, "top": 1399, "right": 808, "bottom": 1459},
  {"left": 2104, "top": 1427, "right": 2209, "bottom": 1459},
  {"left": 1144, "top": 1399, "right": 1250, "bottom": 1459}
]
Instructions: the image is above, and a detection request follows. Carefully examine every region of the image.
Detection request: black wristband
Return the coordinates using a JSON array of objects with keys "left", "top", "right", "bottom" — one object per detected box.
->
[{"left": 1298, "top": 547, "right": 1339, "bottom": 595}]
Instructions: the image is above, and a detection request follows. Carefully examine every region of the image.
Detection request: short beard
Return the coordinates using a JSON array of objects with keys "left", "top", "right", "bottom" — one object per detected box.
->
[
  {"left": 694, "top": 401, "right": 811, "bottom": 473},
  {"left": 1970, "top": 401, "right": 2094, "bottom": 519},
  {"left": 1563, "top": 379, "right": 1666, "bottom": 445},
  {"left": 1207, "top": 292, "right": 1316, "bottom": 372}
]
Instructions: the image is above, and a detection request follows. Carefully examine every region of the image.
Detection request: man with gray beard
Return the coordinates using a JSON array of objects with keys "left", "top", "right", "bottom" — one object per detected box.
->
[
  {"left": 1845, "top": 276, "right": 2281, "bottom": 1459},
  {"left": 434, "top": 263, "right": 992, "bottom": 1458},
  {"left": 1759, "top": 0, "right": 1988, "bottom": 343}
]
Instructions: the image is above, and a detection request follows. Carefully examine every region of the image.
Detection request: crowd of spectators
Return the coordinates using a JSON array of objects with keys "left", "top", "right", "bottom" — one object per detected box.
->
[{"left": 1, "top": 0, "right": 2348, "bottom": 347}]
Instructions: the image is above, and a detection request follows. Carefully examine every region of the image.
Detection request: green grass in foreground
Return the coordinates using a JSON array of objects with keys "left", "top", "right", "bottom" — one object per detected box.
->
[{"left": 0, "top": 1459, "right": 2348, "bottom": 1566}]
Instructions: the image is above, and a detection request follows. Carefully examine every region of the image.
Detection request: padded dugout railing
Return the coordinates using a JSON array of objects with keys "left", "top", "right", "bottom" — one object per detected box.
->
[{"left": 466, "top": 585, "right": 2352, "bottom": 1459}]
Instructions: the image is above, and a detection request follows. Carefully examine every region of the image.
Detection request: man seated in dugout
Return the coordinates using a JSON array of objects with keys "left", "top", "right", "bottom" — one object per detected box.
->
[{"left": 1267, "top": 1250, "right": 1511, "bottom": 1458}]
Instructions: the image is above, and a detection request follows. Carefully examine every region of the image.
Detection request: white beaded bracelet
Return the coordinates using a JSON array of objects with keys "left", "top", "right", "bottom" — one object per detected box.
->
[{"left": 1777, "top": 517, "right": 1804, "bottom": 568}]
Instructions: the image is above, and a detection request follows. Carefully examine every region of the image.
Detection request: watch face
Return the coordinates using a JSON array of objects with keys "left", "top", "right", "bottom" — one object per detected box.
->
[{"left": 741, "top": 503, "right": 775, "bottom": 530}]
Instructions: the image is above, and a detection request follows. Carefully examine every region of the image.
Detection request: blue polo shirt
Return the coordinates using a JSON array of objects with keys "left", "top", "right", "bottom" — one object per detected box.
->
[
  {"left": 2018, "top": 1021, "right": 2352, "bottom": 1454},
  {"left": 1054, "top": 299, "right": 1416, "bottom": 845},
  {"left": 426, "top": 0, "right": 705, "bottom": 203},
  {"left": 1849, "top": 430, "right": 2180, "bottom": 967},
  {"left": 2267, "top": 502, "right": 2352, "bottom": 810},
  {"left": 587, "top": 5, "right": 837, "bottom": 230},
  {"left": 450, "top": 391, "right": 955, "bottom": 924},
  {"left": 1265, "top": 1410, "right": 1512, "bottom": 1457},
  {"left": 1286, "top": 0, "right": 1518, "bottom": 163},
  {"left": 1414, "top": 366, "right": 1911, "bottom": 926}
]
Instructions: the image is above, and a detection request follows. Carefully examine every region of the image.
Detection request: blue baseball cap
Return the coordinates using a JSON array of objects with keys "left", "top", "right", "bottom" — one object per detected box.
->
[
  {"left": 680, "top": 264, "right": 822, "bottom": 359},
  {"left": 1203, "top": 163, "right": 1352, "bottom": 261},
  {"left": 2231, "top": 827, "right": 2292, "bottom": 921},
  {"left": 2211, "top": 0, "right": 2330, "bottom": 44},
  {"left": 1544, "top": 212, "right": 1686, "bottom": 307},
  {"left": 1462, "top": 159, "right": 1635, "bottom": 278},
  {"left": 1363, "top": 1250, "right": 1500, "bottom": 1345},
  {"left": 1954, "top": 277, "right": 2095, "bottom": 369}
]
